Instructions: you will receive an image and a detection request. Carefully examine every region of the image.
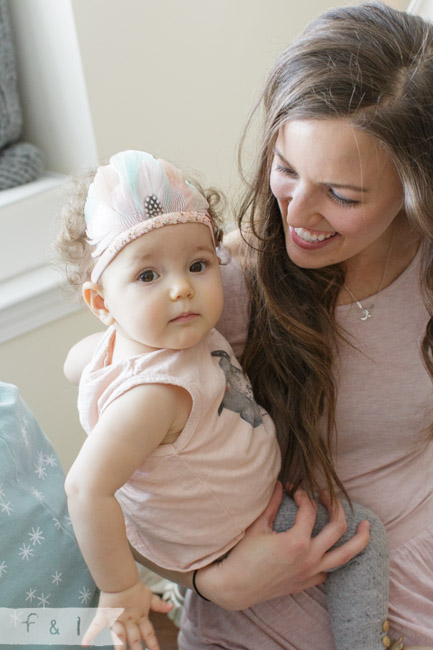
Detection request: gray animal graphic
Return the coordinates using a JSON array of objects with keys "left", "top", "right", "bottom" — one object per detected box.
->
[{"left": 211, "top": 350, "right": 263, "bottom": 427}]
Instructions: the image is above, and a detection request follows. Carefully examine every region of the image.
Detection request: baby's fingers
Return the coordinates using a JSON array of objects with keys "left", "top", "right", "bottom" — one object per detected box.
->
[
  {"left": 82, "top": 608, "right": 125, "bottom": 648},
  {"left": 82, "top": 613, "right": 112, "bottom": 647},
  {"left": 110, "top": 622, "right": 126, "bottom": 650},
  {"left": 138, "top": 616, "right": 160, "bottom": 650},
  {"left": 150, "top": 591, "right": 174, "bottom": 613}
]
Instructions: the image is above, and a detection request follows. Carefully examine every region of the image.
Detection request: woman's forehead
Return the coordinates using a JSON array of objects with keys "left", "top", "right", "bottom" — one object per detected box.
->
[{"left": 275, "top": 119, "right": 397, "bottom": 188}]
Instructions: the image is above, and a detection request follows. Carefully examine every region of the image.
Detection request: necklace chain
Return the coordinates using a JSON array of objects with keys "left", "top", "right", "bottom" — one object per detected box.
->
[
  {"left": 343, "top": 234, "right": 393, "bottom": 322},
  {"left": 343, "top": 285, "right": 375, "bottom": 321}
]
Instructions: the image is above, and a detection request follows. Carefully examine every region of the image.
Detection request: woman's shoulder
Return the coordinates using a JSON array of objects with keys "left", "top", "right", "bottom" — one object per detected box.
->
[{"left": 217, "top": 234, "right": 250, "bottom": 359}]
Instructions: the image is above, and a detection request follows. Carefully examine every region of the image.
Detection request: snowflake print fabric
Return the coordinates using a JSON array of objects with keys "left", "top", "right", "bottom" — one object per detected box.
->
[{"left": 0, "top": 383, "right": 111, "bottom": 649}]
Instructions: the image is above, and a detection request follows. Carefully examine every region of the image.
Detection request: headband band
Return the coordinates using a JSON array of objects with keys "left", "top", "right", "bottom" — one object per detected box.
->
[{"left": 85, "top": 150, "right": 214, "bottom": 282}]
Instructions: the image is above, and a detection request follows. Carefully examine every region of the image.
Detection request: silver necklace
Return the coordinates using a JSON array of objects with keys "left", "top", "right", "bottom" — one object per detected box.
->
[
  {"left": 343, "top": 235, "right": 393, "bottom": 322},
  {"left": 343, "top": 285, "right": 376, "bottom": 321}
]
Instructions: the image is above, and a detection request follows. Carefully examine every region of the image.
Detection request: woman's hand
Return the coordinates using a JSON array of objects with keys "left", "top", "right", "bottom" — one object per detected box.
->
[
  {"left": 82, "top": 581, "right": 173, "bottom": 650},
  {"left": 195, "top": 482, "right": 370, "bottom": 610}
]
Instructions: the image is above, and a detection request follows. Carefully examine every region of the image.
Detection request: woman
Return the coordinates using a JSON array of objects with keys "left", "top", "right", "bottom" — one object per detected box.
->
[{"left": 177, "top": 2, "right": 433, "bottom": 648}]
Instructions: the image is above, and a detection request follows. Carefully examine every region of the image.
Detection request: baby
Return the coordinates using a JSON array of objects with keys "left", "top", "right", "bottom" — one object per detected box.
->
[{"left": 58, "top": 150, "right": 402, "bottom": 650}]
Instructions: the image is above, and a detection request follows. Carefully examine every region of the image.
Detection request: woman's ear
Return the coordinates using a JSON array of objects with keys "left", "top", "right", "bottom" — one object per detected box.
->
[{"left": 82, "top": 282, "right": 114, "bottom": 326}]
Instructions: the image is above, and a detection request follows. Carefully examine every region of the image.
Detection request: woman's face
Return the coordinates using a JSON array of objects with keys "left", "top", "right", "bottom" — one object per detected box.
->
[{"left": 270, "top": 119, "right": 405, "bottom": 270}]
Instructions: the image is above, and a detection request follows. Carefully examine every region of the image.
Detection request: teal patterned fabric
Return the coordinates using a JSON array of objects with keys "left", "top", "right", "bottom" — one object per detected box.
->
[{"left": 0, "top": 382, "right": 112, "bottom": 648}]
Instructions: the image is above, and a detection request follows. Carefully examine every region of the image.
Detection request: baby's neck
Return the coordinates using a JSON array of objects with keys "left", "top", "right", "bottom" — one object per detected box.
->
[{"left": 109, "top": 329, "right": 160, "bottom": 364}]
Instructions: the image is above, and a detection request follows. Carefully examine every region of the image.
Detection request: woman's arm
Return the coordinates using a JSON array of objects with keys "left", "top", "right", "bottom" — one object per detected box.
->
[
  {"left": 133, "top": 482, "right": 370, "bottom": 610},
  {"left": 223, "top": 227, "right": 249, "bottom": 264}
]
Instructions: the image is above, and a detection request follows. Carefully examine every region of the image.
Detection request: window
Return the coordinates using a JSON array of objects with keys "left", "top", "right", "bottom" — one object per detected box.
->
[{"left": 0, "top": 0, "right": 98, "bottom": 343}]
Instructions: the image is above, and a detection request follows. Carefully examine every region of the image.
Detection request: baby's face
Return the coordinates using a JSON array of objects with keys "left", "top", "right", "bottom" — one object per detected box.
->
[{"left": 99, "top": 223, "right": 223, "bottom": 352}]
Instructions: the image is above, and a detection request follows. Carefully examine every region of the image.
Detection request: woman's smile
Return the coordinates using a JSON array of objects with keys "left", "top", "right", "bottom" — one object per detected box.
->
[{"left": 289, "top": 226, "right": 338, "bottom": 249}]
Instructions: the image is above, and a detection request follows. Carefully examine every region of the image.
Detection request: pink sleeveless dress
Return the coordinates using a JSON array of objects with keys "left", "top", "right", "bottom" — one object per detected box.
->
[
  {"left": 179, "top": 250, "right": 433, "bottom": 648},
  {"left": 78, "top": 328, "right": 280, "bottom": 572}
]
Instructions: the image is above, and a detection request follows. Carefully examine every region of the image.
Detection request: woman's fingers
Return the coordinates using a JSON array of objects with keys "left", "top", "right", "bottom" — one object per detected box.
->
[
  {"left": 319, "top": 520, "right": 370, "bottom": 573},
  {"left": 318, "top": 491, "right": 348, "bottom": 539},
  {"left": 295, "top": 570, "right": 327, "bottom": 591},
  {"left": 291, "top": 488, "right": 319, "bottom": 537},
  {"left": 310, "top": 491, "right": 370, "bottom": 571}
]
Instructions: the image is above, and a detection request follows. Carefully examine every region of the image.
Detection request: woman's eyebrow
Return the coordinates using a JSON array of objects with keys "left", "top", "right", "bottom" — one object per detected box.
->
[
  {"left": 273, "top": 147, "right": 290, "bottom": 166},
  {"left": 331, "top": 182, "right": 366, "bottom": 192},
  {"left": 272, "top": 147, "right": 366, "bottom": 193}
]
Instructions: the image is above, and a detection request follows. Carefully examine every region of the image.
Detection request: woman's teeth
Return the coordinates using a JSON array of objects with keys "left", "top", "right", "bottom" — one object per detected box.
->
[{"left": 292, "top": 227, "right": 336, "bottom": 242}]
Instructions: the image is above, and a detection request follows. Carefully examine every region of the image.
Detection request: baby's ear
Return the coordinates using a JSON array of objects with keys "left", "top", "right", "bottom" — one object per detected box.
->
[{"left": 82, "top": 282, "right": 114, "bottom": 326}]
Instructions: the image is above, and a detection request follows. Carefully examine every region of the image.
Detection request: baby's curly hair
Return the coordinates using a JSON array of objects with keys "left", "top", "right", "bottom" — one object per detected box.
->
[
  {"left": 54, "top": 167, "right": 97, "bottom": 301},
  {"left": 54, "top": 163, "right": 225, "bottom": 302}
]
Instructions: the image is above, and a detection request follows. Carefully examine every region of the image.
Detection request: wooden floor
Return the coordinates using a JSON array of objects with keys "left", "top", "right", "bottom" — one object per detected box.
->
[{"left": 150, "top": 611, "right": 179, "bottom": 649}]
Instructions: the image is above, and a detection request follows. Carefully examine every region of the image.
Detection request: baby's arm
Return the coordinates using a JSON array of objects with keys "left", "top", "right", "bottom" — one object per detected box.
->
[
  {"left": 65, "top": 383, "right": 189, "bottom": 649},
  {"left": 63, "top": 332, "right": 103, "bottom": 386}
]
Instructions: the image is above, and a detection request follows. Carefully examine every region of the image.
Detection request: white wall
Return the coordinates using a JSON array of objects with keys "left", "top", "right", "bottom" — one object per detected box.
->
[
  {"left": 72, "top": 0, "right": 409, "bottom": 200},
  {"left": 0, "top": 310, "right": 102, "bottom": 471},
  {"left": 72, "top": 0, "right": 326, "bottom": 204},
  {"left": 1, "top": 0, "right": 410, "bottom": 470},
  {"left": 72, "top": 0, "right": 413, "bottom": 207}
]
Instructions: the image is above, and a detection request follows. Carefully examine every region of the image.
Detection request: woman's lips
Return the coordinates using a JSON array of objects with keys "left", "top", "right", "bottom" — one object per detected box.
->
[{"left": 289, "top": 226, "right": 338, "bottom": 249}]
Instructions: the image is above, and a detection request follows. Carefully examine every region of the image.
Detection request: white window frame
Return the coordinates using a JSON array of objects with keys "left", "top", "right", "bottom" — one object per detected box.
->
[{"left": 0, "top": 0, "right": 98, "bottom": 343}]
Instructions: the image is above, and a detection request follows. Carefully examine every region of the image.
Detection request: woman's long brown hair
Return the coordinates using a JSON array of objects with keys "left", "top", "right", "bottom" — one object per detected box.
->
[{"left": 238, "top": 2, "right": 433, "bottom": 499}]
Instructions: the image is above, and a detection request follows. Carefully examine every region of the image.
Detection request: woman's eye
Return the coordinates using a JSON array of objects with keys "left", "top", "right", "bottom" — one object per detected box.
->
[
  {"left": 138, "top": 269, "right": 159, "bottom": 283},
  {"left": 329, "top": 189, "right": 359, "bottom": 207},
  {"left": 190, "top": 260, "right": 207, "bottom": 273},
  {"left": 276, "top": 163, "right": 296, "bottom": 177}
]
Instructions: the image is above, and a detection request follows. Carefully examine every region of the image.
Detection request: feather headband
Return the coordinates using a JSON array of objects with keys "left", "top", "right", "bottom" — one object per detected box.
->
[{"left": 85, "top": 150, "right": 214, "bottom": 282}]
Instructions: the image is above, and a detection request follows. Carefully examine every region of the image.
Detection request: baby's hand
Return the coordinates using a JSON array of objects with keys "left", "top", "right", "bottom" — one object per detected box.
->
[{"left": 82, "top": 580, "right": 173, "bottom": 650}]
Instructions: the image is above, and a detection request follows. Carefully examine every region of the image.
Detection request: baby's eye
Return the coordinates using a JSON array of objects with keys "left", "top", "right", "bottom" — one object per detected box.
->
[
  {"left": 190, "top": 260, "right": 207, "bottom": 273},
  {"left": 138, "top": 269, "right": 159, "bottom": 283}
]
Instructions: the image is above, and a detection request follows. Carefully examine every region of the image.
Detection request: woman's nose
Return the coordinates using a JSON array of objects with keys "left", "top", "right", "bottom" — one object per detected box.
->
[{"left": 285, "top": 186, "right": 322, "bottom": 228}]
